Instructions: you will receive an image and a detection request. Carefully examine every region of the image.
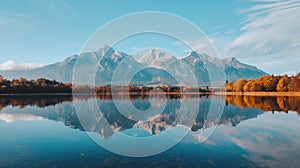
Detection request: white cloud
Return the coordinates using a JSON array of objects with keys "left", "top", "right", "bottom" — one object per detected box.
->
[
  {"left": 0, "top": 60, "right": 44, "bottom": 71},
  {"left": 226, "top": 0, "right": 300, "bottom": 74}
]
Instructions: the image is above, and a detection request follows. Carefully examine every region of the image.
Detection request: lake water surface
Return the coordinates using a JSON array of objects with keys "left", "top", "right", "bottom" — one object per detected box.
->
[{"left": 0, "top": 95, "right": 300, "bottom": 168}]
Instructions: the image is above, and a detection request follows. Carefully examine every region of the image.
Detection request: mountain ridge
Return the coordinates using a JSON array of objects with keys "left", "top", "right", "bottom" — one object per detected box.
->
[{"left": 0, "top": 46, "right": 268, "bottom": 86}]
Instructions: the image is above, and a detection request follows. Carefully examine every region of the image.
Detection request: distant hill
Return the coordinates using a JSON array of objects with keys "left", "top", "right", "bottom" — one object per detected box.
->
[{"left": 0, "top": 45, "right": 268, "bottom": 86}]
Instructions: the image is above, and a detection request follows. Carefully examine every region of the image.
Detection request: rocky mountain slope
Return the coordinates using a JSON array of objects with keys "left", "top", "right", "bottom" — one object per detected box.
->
[{"left": 0, "top": 45, "right": 268, "bottom": 86}]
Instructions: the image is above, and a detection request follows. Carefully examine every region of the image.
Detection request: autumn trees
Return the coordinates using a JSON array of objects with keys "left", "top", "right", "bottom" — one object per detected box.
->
[
  {"left": 0, "top": 75, "right": 212, "bottom": 94},
  {"left": 226, "top": 74, "right": 300, "bottom": 92},
  {"left": 226, "top": 78, "right": 248, "bottom": 92},
  {"left": 0, "top": 76, "right": 72, "bottom": 94}
]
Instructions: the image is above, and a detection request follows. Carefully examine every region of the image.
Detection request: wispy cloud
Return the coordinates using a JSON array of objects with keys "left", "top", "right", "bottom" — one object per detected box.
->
[
  {"left": 0, "top": 60, "right": 44, "bottom": 71},
  {"left": 0, "top": 10, "right": 37, "bottom": 30},
  {"left": 56, "top": 0, "right": 77, "bottom": 16},
  {"left": 175, "top": 0, "right": 300, "bottom": 74},
  {"left": 226, "top": 0, "right": 300, "bottom": 74}
]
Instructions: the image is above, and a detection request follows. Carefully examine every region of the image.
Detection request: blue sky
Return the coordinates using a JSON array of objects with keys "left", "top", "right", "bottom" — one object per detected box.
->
[{"left": 0, "top": 0, "right": 300, "bottom": 75}]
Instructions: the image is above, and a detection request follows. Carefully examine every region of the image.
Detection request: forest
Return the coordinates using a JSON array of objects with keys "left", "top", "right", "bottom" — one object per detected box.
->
[
  {"left": 0, "top": 76, "right": 72, "bottom": 94},
  {"left": 226, "top": 73, "right": 300, "bottom": 92}
]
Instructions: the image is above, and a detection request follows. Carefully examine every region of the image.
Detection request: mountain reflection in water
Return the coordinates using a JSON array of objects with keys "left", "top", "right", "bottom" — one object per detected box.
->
[
  {"left": 1, "top": 94, "right": 300, "bottom": 167},
  {"left": 1, "top": 94, "right": 299, "bottom": 138}
]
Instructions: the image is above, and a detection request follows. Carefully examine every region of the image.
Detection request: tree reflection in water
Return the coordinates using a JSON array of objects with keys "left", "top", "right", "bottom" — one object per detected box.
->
[{"left": 225, "top": 95, "right": 300, "bottom": 113}]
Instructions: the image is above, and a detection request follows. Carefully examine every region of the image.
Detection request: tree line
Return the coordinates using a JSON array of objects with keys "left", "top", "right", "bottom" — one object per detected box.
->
[
  {"left": 94, "top": 85, "right": 210, "bottom": 94},
  {"left": 0, "top": 76, "right": 72, "bottom": 94},
  {"left": 0, "top": 75, "right": 211, "bottom": 94},
  {"left": 226, "top": 73, "right": 300, "bottom": 92}
]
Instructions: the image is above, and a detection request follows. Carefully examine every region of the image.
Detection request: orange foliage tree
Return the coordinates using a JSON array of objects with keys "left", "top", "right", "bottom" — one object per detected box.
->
[{"left": 226, "top": 73, "right": 300, "bottom": 92}]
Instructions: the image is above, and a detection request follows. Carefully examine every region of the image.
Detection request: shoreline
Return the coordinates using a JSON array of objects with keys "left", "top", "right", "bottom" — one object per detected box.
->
[
  {"left": 1, "top": 91, "right": 300, "bottom": 96},
  {"left": 0, "top": 92, "right": 210, "bottom": 96},
  {"left": 213, "top": 92, "right": 300, "bottom": 96}
]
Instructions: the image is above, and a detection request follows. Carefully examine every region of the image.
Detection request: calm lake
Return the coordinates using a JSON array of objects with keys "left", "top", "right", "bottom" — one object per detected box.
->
[{"left": 0, "top": 94, "right": 300, "bottom": 168}]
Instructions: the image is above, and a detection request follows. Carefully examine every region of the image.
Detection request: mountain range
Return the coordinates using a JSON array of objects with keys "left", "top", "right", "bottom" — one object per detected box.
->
[{"left": 0, "top": 45, "right": 268, "bottom": 86}]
